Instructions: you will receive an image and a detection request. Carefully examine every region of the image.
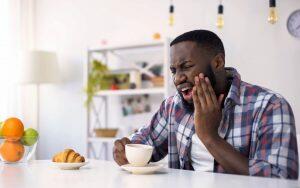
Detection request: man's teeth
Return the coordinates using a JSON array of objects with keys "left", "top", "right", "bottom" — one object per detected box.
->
[{"left": 181, "top": 88, "right": 190, "bottom": 92}]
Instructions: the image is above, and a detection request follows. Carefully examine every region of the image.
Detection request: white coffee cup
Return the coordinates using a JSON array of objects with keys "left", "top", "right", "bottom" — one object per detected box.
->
[{"left": 125, "top": 144, "right": 154, "bottom": 167}]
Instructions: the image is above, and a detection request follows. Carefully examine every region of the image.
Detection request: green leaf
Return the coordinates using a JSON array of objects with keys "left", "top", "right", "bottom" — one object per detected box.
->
[{"left": 85, "top": 60, "right": 109, "bottom": 106}]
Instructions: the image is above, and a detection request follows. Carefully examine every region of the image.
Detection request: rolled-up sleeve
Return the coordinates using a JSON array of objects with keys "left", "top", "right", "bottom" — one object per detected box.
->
[
  {"left": 249, "top": 96, "right": 299, "bottom": 179},
  {"left": 129, "top": 98, "right": 171, "bottom": 162}
]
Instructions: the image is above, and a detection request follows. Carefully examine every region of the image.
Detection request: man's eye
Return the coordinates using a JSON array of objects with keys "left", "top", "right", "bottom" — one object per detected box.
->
[
  {"left": 183, "top": 65, "right": 194, "bottom": 69},
  {"left": 170, "top": 68, "right": 176, "bottom": 74}
]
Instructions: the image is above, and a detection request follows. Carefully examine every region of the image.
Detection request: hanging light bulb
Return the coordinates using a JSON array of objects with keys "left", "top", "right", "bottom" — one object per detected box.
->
[
  {"left": 268, "top": 0, "right": 278, "bottom": 24},
  {"left": 169, "top": 0, "right": 174, "bottom": 26},
  {"left": 216, "top": 1, "right": 224, "bottom": 29}
]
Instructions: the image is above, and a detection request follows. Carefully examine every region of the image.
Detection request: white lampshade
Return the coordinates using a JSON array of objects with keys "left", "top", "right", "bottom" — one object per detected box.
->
[{"left": 19, "top": 50, "right": 59, "bottom": 84}]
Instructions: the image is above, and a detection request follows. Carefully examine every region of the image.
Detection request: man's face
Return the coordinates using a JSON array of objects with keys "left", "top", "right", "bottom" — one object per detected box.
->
[{"left": 170, "top": 41, "right": 216, "bottom": 104}]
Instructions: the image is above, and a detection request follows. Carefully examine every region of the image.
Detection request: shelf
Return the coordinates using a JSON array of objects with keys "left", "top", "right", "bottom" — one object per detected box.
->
[
  {"left": 86, "top": 38, "right": 171, "bottom": 160},
  {"left": 95, "top": 88, "right": 165, "bottom": 96},
  {"left": 88, "top": 41, "right": 164, "bottom": 52},
  {"left": 88, "top": 137, "right": 116, "bottom": 143}
]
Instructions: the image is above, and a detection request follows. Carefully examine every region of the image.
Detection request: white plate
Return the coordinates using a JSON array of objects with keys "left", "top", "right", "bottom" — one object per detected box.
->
[
  {"left": 121, "top": 164, "right": 163, "bottom": 174},
  {"left": 52, "top": 161, "right": 89, "bottom": 170}
]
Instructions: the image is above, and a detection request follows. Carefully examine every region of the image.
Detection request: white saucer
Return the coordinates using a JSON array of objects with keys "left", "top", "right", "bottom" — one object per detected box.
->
[
  {"left": 52, "top": 161, "right": 89, "bottom": 170},
  {"left": 121, "top": 164, "right": 163, "bottom": 174}
]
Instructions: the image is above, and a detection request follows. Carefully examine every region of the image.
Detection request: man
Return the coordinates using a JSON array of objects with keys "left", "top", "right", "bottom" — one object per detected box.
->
[{"left": 113, "top": 30, "right": 298, "bottom": 179}]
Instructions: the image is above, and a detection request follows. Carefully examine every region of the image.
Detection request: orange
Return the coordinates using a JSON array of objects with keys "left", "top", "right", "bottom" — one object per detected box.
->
[
  {"left": 153, "top": 32, "right": 161, "bottom": 40},
  {"left": 2, "top": 117, "right": 24, "bottom": 141},
  {"left": 0, "top": 140, "right": 25, "bottom": 162}
]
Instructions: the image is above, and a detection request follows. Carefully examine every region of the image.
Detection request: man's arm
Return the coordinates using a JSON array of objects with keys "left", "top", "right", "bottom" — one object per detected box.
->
[
  {"left": 130, "top": 98, "right": 170, "bottom": 162},
  {"left": 113, "top": 98, "right": 170, "bottom": 165},
  {"left": 193, "top": 73, "right": 298, "bottom": 178},
  {"left": 193, "top": 73, "right": 249, "bottom": 175},
  {"left": 248, "top": 96, "right": 298, "bottom": 179}
]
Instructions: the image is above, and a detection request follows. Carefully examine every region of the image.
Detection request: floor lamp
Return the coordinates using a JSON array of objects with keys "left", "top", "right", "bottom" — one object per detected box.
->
[{"left": 19, "top": 50, "right": 59, "bottom": 159}]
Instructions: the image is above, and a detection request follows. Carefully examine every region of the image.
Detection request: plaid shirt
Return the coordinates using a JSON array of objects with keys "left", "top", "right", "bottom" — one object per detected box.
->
[{"left": 130, "top": 67, "right": 298, "bottom": 179}]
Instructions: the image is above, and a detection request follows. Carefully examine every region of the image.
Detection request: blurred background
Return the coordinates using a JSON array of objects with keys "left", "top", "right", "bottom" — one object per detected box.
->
[{"left": 0, "top": 0, "right": 299, "bottom": 161}]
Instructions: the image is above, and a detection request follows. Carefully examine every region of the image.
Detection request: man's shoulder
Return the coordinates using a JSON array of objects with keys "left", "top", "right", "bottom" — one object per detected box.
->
[{"left": 239, "top": 81, "right": 290, "bottom": 108}]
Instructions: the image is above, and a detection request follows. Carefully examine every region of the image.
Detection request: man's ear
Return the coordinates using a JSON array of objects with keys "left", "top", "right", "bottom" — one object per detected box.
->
[{"left": 211, "top": 53, "right": 225, "bottom": 73}]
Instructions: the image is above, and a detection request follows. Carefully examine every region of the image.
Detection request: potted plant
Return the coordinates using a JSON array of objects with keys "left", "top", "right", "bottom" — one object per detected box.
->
[{"left": 85, "top": 60, "right": 109, "bottom": 106}]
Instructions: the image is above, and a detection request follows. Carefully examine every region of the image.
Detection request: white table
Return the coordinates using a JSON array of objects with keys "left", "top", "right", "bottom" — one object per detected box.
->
[{"left": 0, "top": 160, "right": 298, "bottom": 188}]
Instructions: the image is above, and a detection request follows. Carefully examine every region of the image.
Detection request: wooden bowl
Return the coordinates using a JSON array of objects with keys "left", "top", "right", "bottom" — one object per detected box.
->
[
  {"left": 94, "top": 128, "right": 118, "bottom": 137},
  {"left": 151, "top": 76, "right": 164, "bottom": 87}
]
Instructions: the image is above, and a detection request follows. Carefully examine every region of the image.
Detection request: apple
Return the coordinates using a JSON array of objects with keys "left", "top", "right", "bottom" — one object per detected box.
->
[
  {"left": 21, "top": 128, "right": 39, "bottom": 146},
  {"left": 0, "top": 121, "right": 3, "bottom": 137}
]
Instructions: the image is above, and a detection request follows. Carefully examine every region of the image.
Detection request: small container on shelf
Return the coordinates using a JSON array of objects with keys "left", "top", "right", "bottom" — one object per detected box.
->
[{"left": 129, "top": 71, "right": 142, "bottom": 89}]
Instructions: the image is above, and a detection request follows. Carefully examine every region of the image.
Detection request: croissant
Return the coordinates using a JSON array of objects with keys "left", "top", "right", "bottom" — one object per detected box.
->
[{"left": 52, "top": 149, "right": 85, "bottom": 163}]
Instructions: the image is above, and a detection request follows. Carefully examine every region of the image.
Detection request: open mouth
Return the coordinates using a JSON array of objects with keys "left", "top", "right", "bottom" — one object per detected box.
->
[{"left": 180, "top": 87, "right": 193, "bottom": 101}]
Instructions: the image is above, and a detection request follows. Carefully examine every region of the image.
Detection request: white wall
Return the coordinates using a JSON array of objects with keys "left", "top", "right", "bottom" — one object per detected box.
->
[{"left": 34, "top": 0, "right": 300, "bottom": 159}]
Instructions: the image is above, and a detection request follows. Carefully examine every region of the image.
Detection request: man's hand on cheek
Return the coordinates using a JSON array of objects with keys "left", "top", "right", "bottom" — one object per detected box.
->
[{"left": 192, "top": 73, "right": 224, "bottom": 144}]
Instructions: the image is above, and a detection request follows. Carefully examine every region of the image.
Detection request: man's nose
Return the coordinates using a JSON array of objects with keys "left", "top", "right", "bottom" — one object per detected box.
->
[{"left": 173, "top": 73, "right": 187, "bottom": 85}]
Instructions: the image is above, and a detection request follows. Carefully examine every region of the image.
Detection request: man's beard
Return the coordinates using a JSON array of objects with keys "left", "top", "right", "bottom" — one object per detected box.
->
[
  {"left": 178, "top": 65, "right": 216, "bottom": 112},
  {"left": 179, "top": 93, "right": 194, "bottom": 112}
]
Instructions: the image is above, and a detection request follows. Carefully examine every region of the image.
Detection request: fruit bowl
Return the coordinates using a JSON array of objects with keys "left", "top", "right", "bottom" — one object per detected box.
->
[
  {"left": 0, "top": 136, "right": 38, "bottom": 163},
  {"left": 0, "top": 117, "right": 39, "bottom": 163}
]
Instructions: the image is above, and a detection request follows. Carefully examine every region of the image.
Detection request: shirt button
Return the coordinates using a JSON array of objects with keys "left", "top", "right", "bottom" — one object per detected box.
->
[{"left": 186, "top": 136, "right": 190, "bottom": 140}]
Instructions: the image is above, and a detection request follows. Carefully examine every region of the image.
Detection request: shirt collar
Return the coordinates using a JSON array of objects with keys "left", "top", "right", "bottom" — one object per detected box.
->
[{"left": 224, "top": 67, "right": 241, "bottom": 106}]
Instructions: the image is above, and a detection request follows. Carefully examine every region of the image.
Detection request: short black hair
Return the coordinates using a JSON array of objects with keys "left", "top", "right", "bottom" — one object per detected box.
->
[{"left": 170, "top": 30, "right": 225, "bottom": 57}]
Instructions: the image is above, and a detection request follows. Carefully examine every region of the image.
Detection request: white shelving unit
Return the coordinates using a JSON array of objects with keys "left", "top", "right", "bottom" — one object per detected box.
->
[
  {"left": 85, "top": 39, "right": 173, "bottom": 160},
  {"left": 95, "top": 88, "right": 165, "bottom": 96}
]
